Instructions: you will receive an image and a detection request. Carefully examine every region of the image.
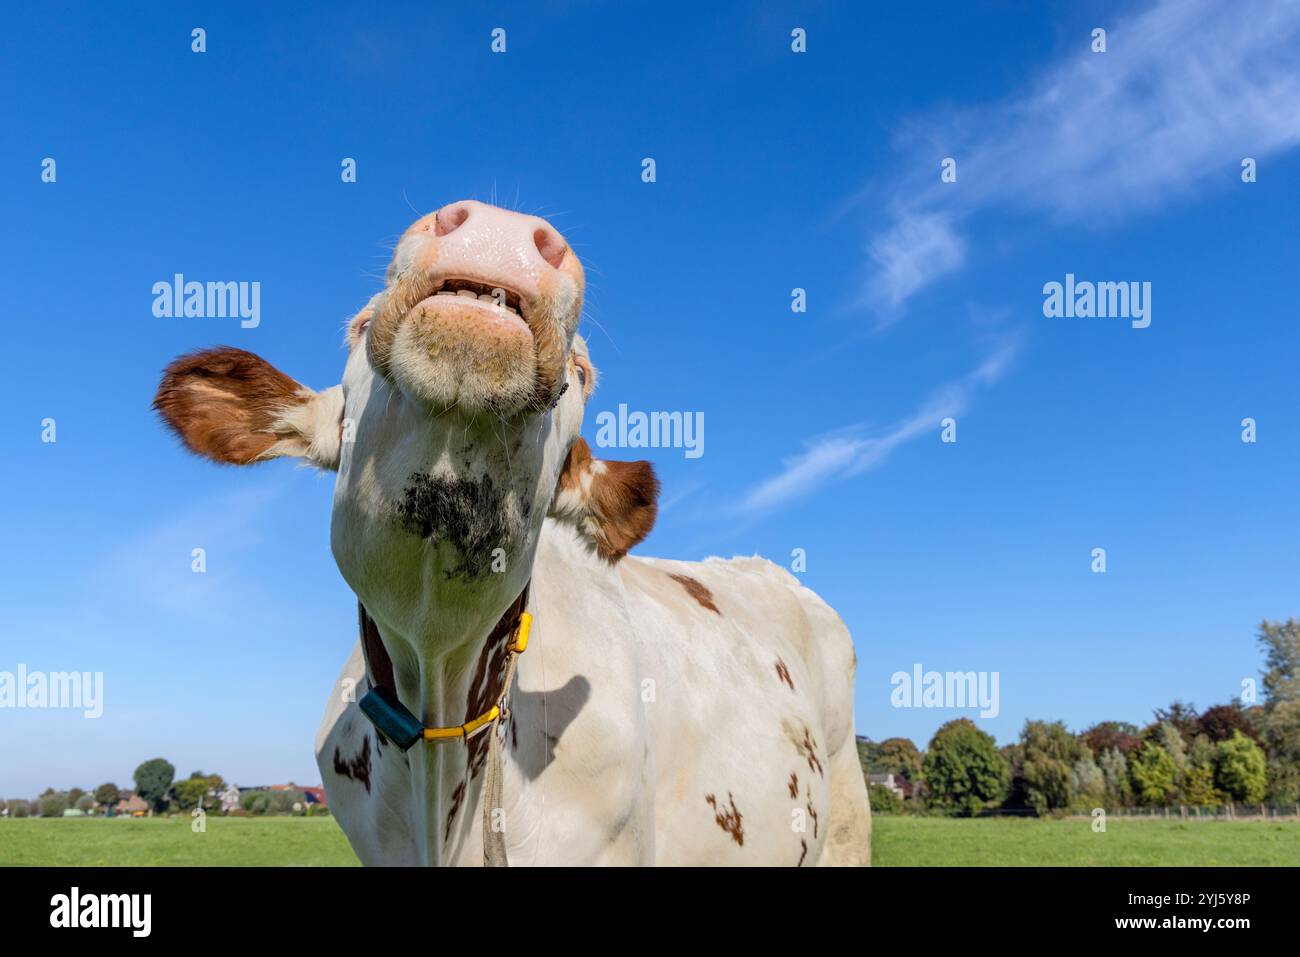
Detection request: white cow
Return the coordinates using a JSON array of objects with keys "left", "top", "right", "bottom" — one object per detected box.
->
[{"left": 154, "top": 201, "right": 871, "bottom": 866}]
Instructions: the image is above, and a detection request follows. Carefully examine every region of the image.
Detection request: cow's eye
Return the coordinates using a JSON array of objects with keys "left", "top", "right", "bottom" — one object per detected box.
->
[{"left": 575, "top": 363, "right": 587, "bottom": 387}]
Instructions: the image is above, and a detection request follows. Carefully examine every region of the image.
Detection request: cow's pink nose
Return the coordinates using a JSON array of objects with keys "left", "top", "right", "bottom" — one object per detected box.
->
[{"left": 433, "top": 201, "right": 568, "bottom": 270}]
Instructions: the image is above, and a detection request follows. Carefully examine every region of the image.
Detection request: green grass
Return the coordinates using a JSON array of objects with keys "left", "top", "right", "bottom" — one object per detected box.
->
[
  {"left": 3, "top": 815, "right": 1297, "bottom": 866},
  {"left": 0, "top": 816, "right": 361, "bottom": 866},
  {"left": 871, "top": 815, "right": 1300, "bottom": 866}
]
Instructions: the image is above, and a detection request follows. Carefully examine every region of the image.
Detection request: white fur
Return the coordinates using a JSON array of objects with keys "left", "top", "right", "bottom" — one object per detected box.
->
[{"left": 316, "top": 519, "right": 871, "bottom": 866}]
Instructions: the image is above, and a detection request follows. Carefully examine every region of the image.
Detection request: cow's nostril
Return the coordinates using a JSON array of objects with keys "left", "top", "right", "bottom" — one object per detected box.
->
[
  {"left": 534, "top": 227, "right": 567, "bottom": 269},
  {"left": 436, "top": 204, "right": 469, "bottom": 237}
]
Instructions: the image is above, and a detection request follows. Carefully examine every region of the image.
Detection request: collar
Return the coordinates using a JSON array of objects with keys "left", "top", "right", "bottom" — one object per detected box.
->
[{"left": 356, "top": 586, "right": 531, "bottom": 752}]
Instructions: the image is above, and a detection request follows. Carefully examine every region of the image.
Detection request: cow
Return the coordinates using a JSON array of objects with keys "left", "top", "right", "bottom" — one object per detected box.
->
[{"left": 153, "top": 200, "right": 872, "bottom": 866}]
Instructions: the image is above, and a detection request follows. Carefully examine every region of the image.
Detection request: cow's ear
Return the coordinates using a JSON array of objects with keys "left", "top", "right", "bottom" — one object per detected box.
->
[
  {"left": 550, "top": 438, "right": 659, "bottom": 561},
  {"left": 154, "top": 346, "right": 345, "bottom": 470}
]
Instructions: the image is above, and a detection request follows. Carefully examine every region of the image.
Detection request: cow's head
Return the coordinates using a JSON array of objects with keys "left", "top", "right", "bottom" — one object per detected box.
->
[{"left": 154, "top": 201, "right": 658, "bottom": 655}]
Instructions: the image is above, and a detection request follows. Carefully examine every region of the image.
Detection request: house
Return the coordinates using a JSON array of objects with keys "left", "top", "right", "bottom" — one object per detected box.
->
[
  {"left": 113, "top": 792, "right": 148, "bottom": 816},
  {"left": 867, "top": 773, "right": 907, "bottom": 800},
  {"left": 219, "top": 784, "right": 241, "bottom": 813},
  {"left": 232, "top": 783, "right": 328, "bottom": 809}
]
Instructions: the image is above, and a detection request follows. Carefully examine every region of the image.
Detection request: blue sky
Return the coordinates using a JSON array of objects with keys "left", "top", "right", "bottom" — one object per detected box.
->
[{"left": 3, "top": 0, "right": 1299, "bottom": 796}]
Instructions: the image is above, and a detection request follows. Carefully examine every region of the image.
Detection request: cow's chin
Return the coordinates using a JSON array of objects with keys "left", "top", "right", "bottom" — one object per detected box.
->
[{"left": 386, "top": 299, "right": 540, "bottom": 416}]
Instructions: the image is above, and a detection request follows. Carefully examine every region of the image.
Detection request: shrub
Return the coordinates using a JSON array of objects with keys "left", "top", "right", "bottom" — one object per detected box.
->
[
  {"left": 240, "top": 792, "right": 271, "bottom": 815},
  {"left": 867, "top": 783, "right": 903, "bottom": 815},
  {"left": 267, "top": 790, "right": 304, "bottom": 814}
]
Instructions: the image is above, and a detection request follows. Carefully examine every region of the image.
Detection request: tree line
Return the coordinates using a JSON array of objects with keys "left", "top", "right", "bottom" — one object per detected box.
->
[
  {"left": 2, "top": 758, "right": 315, "bottom": 818},
  {"left": 860, "top": 619, "right": 1300, "bottom": 816}
]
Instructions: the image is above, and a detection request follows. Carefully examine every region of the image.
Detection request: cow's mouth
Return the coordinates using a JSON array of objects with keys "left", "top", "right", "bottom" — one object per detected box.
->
[
  {"left": 420, "top": 278, "right": 527, "bottom": 324},
  {"left": 374, "top": 271, "right": 548, "bottom": 416}
]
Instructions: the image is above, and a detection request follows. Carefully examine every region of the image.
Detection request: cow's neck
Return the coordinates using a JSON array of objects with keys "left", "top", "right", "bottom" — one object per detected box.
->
[{"left": 357, "top": 579, "right": 530, "bottom": 865}]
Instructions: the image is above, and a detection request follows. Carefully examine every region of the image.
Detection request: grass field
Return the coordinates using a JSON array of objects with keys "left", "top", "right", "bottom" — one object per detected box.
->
[
  {"left": 2, "top": 815, "right": 1297, "bottom": 866},
  {"left": 871, "top": 816, "right": 1300, "bottom": 866},
  {"left": 0, "top": 817, "right": 360, "bottom": 867}
]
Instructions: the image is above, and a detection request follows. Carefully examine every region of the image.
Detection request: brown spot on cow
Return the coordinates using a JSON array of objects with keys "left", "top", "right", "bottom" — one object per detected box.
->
[
  {"left": 806, "top": 786, "right": 820, "bottom": 839},
  {"left": 801, "top": 727, "right": 824, "bottom": 778},
  {"left": 788, "top": 772, "right": 799, "bottom": 799},
  {"left": 705, "top": 792, "right": 745, "bottom": 846},
  {"left": 775, "top": 657, "right": 794, "bottom": 690},
  {"left": 669, "top": 573, "right": 720, "bottom": 614},
  {"left": 445, "top": 781, "right": 467, "bottom": 842},
  {"left": 462, "top": 589, "right": 529, "bottom": 779},
  {"left": 797, "top": 839, "right": 808, "bottom": 867},
  {"left": 332, "top": 735, "right": 372, "bottom": 794}
]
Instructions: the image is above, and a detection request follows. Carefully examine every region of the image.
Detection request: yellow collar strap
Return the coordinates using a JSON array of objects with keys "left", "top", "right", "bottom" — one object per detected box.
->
[
  {"left": 420, "top": 611, "right": 531, "bottom": 744},
  {"left": 357, "top": 611, "right": 532, "bottom": 752}
]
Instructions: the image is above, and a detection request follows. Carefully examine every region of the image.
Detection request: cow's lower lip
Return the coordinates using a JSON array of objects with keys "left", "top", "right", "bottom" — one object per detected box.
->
[{"left": 411, "top": 295, "right": 531, "bottom": 337}]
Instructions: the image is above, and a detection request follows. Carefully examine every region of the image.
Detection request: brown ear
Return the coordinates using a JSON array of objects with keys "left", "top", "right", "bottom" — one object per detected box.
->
[
  {"left": 550, "top": 438, "right": 659, "bottom": 561},
  {"left": 153, "top": 346, "right": 344, "bottom": 468}
]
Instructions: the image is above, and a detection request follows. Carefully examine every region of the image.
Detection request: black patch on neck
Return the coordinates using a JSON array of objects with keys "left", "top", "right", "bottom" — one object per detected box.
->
[{"left": 393, "top": 472, "right": 514, "bottom": 578}]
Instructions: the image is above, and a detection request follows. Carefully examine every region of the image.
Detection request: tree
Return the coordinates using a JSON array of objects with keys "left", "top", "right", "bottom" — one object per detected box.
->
[
  {"left": 856, "top": 737, "right": 877, "bottom": 776},
  {"left": 172, "top": 772, "right": 216, "bottom": 811},
  {"left": 1098, "top": 748, "right": 1132, "bottom": 808},
  {"left": 871, "top": 737, "right": 924, "bottom": 783},
  {"left": 94, "top": 782, "right": 120, "bottom": 813},
  {"left": 1081, "top": 721, "right": 1142, "bottom": 757},
  {"left": 1152, "top": 701, "right": 1201, "bottom": 740},
  {"left": 1257, "top": 700, "right": 1300, "bottom": 803},
  {"left": 1258, "top": 618, "right": 1300, "bottom": 703},
  {"left": 1254, "top": 620, "right": 1300, "bottom": 802},
  {"left": 1130, "top": 742, "right": 1178, "bottom": 806},
  {"left": 1152, "top": 721, "right": 1189, "bottom": 802},
  {"left": 132, "top": 758, "right": 175, "bottom": 814},
  {"left": 1198, "top": 703, "right": 1258, "bottom": 743},
  {"left": 1069, "top": 752, "right": 1106, "bottom": 809},
  {"left": 37, "top": 790, "right": 69, "bottom": 817},
  {"left": 922, "top": 719, "right": 1009, "bottom": 816},
  {"left": 1019, "top": 720, "right": 1083, "bottom": 815},
  {"left": 1182, "top": 764, "right": 1223, "bottom": 807},
  {"left": 1214, "top": 731, "right": 1268, "bottom": 804}
]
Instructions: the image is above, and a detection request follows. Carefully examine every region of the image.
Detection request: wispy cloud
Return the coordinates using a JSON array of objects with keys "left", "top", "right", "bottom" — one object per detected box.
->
[
  {"left": 735, "top": 338, "right": 1019, "bottom": 514},
  {"left": 864, "top": 0, "right": 1300, "bottom": 314},
  {"left": 91, "top": 481, "right": 290, "bottom": 618}
]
